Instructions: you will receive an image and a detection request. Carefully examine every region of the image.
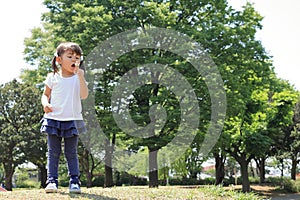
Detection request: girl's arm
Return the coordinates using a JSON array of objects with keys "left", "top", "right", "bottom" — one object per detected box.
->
[{"left": 41, "top": 85, "right": 53, "bottom": 113}]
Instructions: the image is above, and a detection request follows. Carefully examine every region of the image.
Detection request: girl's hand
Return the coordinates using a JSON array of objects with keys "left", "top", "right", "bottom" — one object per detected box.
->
[
  {"left": 74, "top": 62, "right": 84, "bottom": 77},
  {"left": 43, "top": 104, "right": 53, "bottom": 113},
  {"left": 76, "top": 68, "right": 85, "bottom": 77},
  {"left": 74, "top": 62, "right": 89, "bottom": 99}
]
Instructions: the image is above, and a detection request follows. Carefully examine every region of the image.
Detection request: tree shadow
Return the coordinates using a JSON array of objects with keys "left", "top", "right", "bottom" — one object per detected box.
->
[{"left": 59, "top": 191, "right": 118, "bottom": 200}]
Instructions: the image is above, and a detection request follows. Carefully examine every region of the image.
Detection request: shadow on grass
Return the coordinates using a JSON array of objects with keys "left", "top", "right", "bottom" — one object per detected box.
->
[
  {"left": 59, "top": 191, "right": 118, "bottom": 200},
  {"left": 224, "top": 184, "right": 281, "bottom": 199}
]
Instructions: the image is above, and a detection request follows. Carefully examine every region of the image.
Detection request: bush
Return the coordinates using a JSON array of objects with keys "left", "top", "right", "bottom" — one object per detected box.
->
[
  {"left": 200, "top": 177, "right": 215, "bottom": 185},
  {"left": 266, "top": 177, "right": 300, "bottom": 193},
  {"left": 248, "top": 176, "right": 260, "bottom": 184},
  {"left": 223, "top": 176, "right": 242, "bottom": 186},
  {"left": 16, "top": 180, "right": 40, "bottom": 189},
  {"left": 168, "top": 178, "right": 201, "bottom": 185},
  {"left": 200, "top": 185, "right": 260, "bottom": 200},
  {"left": 83, "top": 171, "right": 149, "bottom": 187},
  {"left": 115, "top": 171, "right": 147, "bottom": 186},
  {"left": 92, "top": 174, "right": 105, "bottom": 187},
  {"left": 166, "top": 177, "right": 215, "bottom": 186},
  {"left": 281, "top": 178, "right": 298, "bottom": 193},
  {"left": 15, "top": 168, "right": 39, "bottom": 189}
]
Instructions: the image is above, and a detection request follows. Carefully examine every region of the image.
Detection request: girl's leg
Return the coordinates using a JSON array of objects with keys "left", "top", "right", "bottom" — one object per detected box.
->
[
  {"left": 64, "top": 135, "right": 80, "bottom": 180},
  {"left": 47, "top": 134, "right": 62, "bottom": 181}
]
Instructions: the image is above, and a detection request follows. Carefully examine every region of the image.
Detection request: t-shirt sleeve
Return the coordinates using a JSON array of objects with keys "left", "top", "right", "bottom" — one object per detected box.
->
[{"left": 44, "top": 73, "right": 53, "bottom": 89}]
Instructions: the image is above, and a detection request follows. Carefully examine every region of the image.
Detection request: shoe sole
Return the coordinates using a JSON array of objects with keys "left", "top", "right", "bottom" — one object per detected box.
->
[
  {"left": 45, "top": 189, "right": 58, "bottom": 193},
  {"left": 69, "top": 189, "right": 81, "bottom": 194},
  {"left": 69, "top": 191, "right": 81, "bottom": 194}
]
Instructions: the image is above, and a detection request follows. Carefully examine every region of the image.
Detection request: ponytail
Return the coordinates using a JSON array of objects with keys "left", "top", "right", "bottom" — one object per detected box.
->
[
  {"left": 79, "top": 60, "right": 86, "bottom": 72},
  {"left": 52, "top": 56, "right": 59, "bottom": 74}
]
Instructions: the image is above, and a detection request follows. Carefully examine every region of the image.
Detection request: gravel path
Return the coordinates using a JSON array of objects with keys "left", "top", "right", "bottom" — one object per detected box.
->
[{"left": 271, "top": 193, "right": 300, "bottom": 200}]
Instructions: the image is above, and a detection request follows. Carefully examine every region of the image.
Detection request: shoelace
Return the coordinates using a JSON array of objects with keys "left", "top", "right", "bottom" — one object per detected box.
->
[
  {"left": 47, "top": 178, "right": 58, "bottom": 187},
  {"left": 70, "top": 179, "right": 81, "bottom": 186},
  {"left": 48, "top": 177, "right": 58, "bottom": 183},
  {"left": 70, "top": 183, "right": 80, "bottom": 190}
]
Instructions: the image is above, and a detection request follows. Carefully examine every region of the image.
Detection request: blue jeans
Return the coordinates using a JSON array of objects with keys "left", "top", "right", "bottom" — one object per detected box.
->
[{"left": 47, "top": 134, "right": 79, "bottom": 179}]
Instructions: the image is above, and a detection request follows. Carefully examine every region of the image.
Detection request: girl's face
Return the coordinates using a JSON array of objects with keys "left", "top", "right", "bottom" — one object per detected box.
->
[{"left": 57, "top": 50, "right": 81, "bottom": 75}]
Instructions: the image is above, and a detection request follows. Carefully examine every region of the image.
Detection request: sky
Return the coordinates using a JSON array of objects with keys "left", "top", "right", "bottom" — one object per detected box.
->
[
  {"left": 0, "top": 0, "right": 47, "bottom": 84},
  {"left": 228, "top": 0, "right": 300, "bottom": 90},
  {"left": 1, "top": 0, "right": 300, "bottom": 90}
]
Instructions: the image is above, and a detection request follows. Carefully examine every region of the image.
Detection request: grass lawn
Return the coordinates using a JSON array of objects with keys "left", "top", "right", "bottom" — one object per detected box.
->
[{"left": 0, "top": 185, "right": 266, "bottom": 200}]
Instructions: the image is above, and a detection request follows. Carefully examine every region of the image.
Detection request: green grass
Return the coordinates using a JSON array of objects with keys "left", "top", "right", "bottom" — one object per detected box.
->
[{"left": 0, "top": 186, "right": 264, "bottom": 200}]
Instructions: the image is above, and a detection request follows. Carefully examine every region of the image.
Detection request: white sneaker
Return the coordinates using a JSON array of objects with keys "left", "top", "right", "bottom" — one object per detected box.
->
[
  {"left": 45, "top": 182, "right": 58, "bottom": 193},
  {"left": 69, "top": 183, "right": 81, "bottom": 194}
]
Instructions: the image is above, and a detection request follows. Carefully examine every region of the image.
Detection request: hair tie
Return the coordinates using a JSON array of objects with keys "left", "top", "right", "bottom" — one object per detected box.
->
[
  {"left": 54, "top": 52, "right": 58, "bottom": 57},
  {"left": 80, "top": 55, "right": 84, "bottom": 61}
]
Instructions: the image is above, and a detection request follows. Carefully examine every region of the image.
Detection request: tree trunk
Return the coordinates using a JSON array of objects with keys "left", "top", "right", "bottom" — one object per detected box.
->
[
  {"left": 104, "top": 139, "right": 113, "bottom": 187},
  {"left": 149, "top": 150, "right": 158, "bottom": 188},
  {"left": 38, "top": 164, "right": 47, "bottom": 188},
  {"left": 162, "top": 166, "right": 168, "bottom": 186},
  {"left": 214, "top": 152, "right": 225, "bottom": 185},
  {"left": 255, "top": 158, "right": 266, "bottom": 184},
  {"left": 86, "top": 170, "right": 93, "bottom": 188},
  {"left": 3, "top": 160, "right": 14, "bottom": 191},
  {"left": 291, "top": 158, "right": 297, "bottom": 180},
  {"left": 239, "top": 159, "right": 250, "bottom": 192},
  {"left": 280, "top": 159, "right": 284, "bottom": 177},
  {"left": 190, "top": 171, "right": 197, "bottom": 179},
  {"left": 105, "top": 165, "right": 113, "bottom": 187},
  {"left": 84, "top": 149, "right": 93, "bottom": 188}
]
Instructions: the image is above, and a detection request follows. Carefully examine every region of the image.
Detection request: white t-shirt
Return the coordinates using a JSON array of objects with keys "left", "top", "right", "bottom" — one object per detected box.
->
[{"left": 43, "top": 73, "right": 83, "bottom": 121}]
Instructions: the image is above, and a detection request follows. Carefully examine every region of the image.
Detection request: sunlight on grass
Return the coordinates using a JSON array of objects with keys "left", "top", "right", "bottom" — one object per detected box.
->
[{"left": 0, "top": 185, "right": 265, "bottom": 200}]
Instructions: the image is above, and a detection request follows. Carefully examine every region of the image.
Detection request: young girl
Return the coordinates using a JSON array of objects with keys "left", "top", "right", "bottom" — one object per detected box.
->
[{"left": 40, "top": 42, "right": 88, "bottom": 193}]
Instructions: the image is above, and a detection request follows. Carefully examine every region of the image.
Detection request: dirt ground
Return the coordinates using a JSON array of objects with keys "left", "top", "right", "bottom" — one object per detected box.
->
[{"left": 225, "top": 185, "right": 300, "bottom": 199}]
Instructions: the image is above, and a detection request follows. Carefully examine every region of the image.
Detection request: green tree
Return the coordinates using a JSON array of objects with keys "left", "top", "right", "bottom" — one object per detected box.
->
[
  {"left": 280, "top": 93, "right": 300, "bottom": 180},
  {"left": 0, "top": 80, "right": 43, "bottom": 191},
  {"left": 22, "top": 25, "right": 57, "bottom": 86},
  {"left": 258, "top": 78, "right": 298, "bottom": 183},
  {"left": 290, "top": 99, "right": 300, "bottom": 180},
  {"left": 202, "top": 2, "right": 282, "bottom": 192}
]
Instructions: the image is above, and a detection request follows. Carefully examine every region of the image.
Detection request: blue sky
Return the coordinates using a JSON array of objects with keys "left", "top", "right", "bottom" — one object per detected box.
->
[{"left": 1, "top": 0, "right": 300, "bottom": 90}]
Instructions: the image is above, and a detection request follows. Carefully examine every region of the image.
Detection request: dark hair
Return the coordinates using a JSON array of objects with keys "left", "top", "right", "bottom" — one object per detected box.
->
[{"left": 51, "top": 42, "right": 83, "bottom": 74}]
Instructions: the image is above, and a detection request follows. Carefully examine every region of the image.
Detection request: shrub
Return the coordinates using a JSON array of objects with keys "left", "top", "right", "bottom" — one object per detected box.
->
[
  {"left": 279, "top": 178, "right": 299, "bottom": 193},
  {"left": 16, "top": 180, "right": 40, "bottom": 189},
  {"left": 248, "top": 176, "right": 260, "bottom": 184},
  {"left": 114, "top": 171, "right": 147, "bottom": 186},
  {"left": 200, "top": 185, "right": 260, "bottom": 200},
  {"left": 15, "top": 168, "right": 39, "bottom": 189},
  {"left": 266, "top": 177, "right": 300, "bottom": 193},
  {"left": 168, "top": 178, "right": 201, "bottom": 185},
  {"left": 92, "top": 174, "right": 105, "bottom": 187}
]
